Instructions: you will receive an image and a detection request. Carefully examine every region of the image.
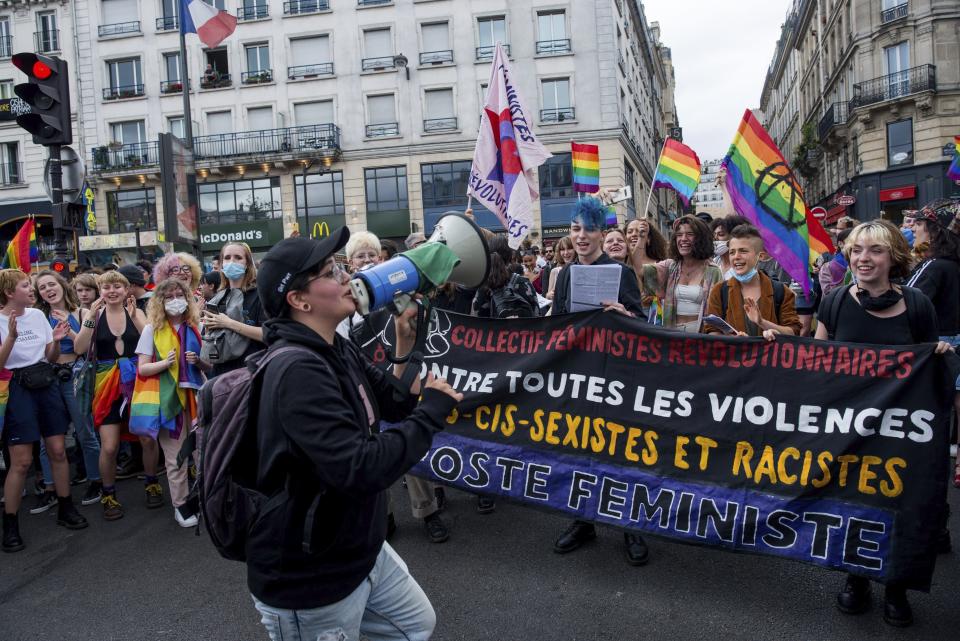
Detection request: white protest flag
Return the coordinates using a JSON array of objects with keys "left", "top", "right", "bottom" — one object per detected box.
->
[{"left": 467, "top": 43, "right": 552, "bottom": 248}]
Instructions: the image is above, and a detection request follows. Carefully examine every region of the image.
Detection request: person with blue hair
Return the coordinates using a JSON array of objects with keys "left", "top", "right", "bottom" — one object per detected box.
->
[{"left": 549, "top": 196, "right": 648, "bottom": 565}]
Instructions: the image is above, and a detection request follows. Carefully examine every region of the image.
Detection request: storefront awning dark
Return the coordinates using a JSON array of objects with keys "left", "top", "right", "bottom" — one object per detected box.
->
[{"left": 0, "top": 200, "right": 51, "bottom": 225}]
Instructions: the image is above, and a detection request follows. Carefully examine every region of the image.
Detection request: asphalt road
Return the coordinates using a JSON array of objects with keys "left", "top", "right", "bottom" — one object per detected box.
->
[{"left": 1, "top": 479, "right": 959, "bottom": 641}]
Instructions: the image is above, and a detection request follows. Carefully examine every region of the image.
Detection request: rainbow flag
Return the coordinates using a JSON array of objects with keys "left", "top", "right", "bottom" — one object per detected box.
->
[
  {"left": 722, "top": 109, "right": 815, "bottom": 295},
  {"left": 571, "top": 142, "right": 600, "bottom": 193},
  {"left": 652, "top": 139, "right": 701, "bottom": 206},
  {"left": 806, "top": 208, "right": 835, "bottom": 264},
  {"left": 948, "top": 136, "right": 960, "bottom": 181},
  {"left": 1, "top": 217, "right": 38, "bottom": 271},
  {"left": 605, "top": 206, "right": 618, "bottom": 228}
]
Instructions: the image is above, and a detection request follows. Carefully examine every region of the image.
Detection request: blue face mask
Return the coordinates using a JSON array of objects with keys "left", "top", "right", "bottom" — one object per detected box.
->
[
  {"left": 733, "top": 267, "right": 758, "bottom": 283},
  {"left": 222, "top": 262, "right": 246, "bottom": 281}
]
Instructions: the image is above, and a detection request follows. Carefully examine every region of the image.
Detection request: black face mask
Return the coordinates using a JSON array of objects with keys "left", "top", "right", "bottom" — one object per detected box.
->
[{"left": 855, "top": 287, "right": 903, "bottom": 311}]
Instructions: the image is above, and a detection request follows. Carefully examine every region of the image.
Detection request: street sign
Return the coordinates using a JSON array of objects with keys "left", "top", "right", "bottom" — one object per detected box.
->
[
  {"left": 43, "top": 145, "right": 85, "bottom": 204},
  {"left": 0, "top": 97, "right": 32, "bottom": 122},
  {"left": 837, "top": 195, "right": 856, "bottom": 206},
  {"left": 810, "top": 206, "right": 827, "bottom": 219}
]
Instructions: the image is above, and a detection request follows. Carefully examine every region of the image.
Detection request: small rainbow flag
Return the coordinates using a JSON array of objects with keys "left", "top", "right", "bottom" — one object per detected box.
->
[
  {"left": 605, "top": 206, "right": 618, "bottom": 228},
  {"left": 948, "top": 135, "right": 960, "bottom": 181},
  {"left": 1, "top": 217, "right": 38, "bottom": 271},
  {"left": 652, "top": 139, "right": 701, "bottom": 206},
  {"left": 571, "top": 142, "right": 600, "bottom": 193},
  {"left": 805, "top": 208, "right": 835, "bottom": 264},
  {"left": 723, "top": 109, "right": 815, "bottom": 295}
]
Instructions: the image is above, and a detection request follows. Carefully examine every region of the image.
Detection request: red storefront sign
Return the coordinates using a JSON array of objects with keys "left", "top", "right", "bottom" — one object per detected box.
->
[
  {"left": 825, "top": 205, "right": 847, "bottom": 225},
  {"left": 879, "top": 186, "right": 916, "bottom": 202}
]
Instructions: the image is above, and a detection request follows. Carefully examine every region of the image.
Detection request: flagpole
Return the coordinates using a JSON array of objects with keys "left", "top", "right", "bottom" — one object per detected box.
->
[
  {"left": 643, "top": 139, "right": 667, "bottom": 218},
  {"left": 178, "top": 19, "right": 194, "bottom": 149}
]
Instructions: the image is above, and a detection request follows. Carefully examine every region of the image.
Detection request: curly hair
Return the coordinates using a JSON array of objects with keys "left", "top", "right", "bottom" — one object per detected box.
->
[
  {"left": 570, "top": 197, "right": 606, "bottom": 231},
  {"left": 34, "top": 270, "right": 80, "bottom": 316},
  {"left": 669, "top": 215, "right": 714, "bottom": 261},
  {"left": 153, "top": 252, "right": 202, "bottom": 291},
  {"left": 843, "top": 220, "right": 914, "bottom": 280},
  {"left": 146, "top": 278, "right": 201, "bottom": 330}
]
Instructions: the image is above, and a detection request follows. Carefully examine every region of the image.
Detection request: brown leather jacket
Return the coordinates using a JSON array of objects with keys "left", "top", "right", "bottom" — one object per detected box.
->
[{"left": 705, "top": 272, "right": 802, "bottom": 336}]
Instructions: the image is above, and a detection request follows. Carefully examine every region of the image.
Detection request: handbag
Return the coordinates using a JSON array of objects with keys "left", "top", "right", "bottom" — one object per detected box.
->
[
  {"left": 73, "top": 311, "right": 99, "bottom": 411},
  {"left": 201, "top": 288, "right": 252, "bottom": 364},
  {"left": 15, "top": 361, "right": 56, "bottom": 390}
]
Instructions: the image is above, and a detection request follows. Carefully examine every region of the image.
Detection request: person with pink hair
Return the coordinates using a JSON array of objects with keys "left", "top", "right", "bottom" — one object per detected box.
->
[{"left": 153, "top": 253, "right": 203, "bottom": 296}]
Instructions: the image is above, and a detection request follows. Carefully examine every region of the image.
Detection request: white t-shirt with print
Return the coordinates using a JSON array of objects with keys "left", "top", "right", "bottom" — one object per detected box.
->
[{"left": 0, "top": 308, "right": 53, "bottom": 369}]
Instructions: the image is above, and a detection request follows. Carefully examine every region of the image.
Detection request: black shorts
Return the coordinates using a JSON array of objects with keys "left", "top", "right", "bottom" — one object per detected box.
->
[{"left": 3, "top": 379, "right": 70, "bottom": 446}]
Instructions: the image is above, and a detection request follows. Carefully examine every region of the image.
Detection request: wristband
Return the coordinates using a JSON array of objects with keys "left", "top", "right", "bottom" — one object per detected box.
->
[{"left": 83, "top": 320, "right": 95, "bottom": 328}]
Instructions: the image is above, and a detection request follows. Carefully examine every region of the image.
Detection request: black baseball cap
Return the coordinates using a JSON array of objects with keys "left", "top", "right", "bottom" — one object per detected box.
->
[
  {"left": 118, "top": 264, "right": 146, "bottom": 287},
  {"left": 257, "top": 228, "right": 350, "bottom": 318}
]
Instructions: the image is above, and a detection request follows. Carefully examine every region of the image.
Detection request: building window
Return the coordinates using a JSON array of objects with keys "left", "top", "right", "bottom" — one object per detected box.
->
[
  {"left": 243, "top": 43, "right": 272, "bottom": 83},
  {"left": 239, "top": 0, "right": 269, "bottom": 20},
  {"left": 366, "top": 94, "right": 398, "bottom": 137},
  {"left": 107, "top": 188, "right": 157, "bottom": 233},
  {"left": 886, "top": 118, "right": 912, "bottom": 167},
  {"left": 289, "top": 35, "right": 332, "bottom": 78},
  {"left": 536, "top": 10, "right": 569, "bottom": 54},
  {"left": 476, "top": 16, "right": 506, "bottom": 59},
  {"left": 294, "top": 100, "right": 334, "bottom": 126},
  {"left": 203, "top": 48, "right": 230, "bottom": 87},
  {"left": 538, "top": 153, "right": 573, "bottom": 199},
  {"left": 205, "top": 110, "right": 232, "bottom": 135},
  {"left": 0, "top": 18, "right": 11, "bottom": 59},
  {"left": 0, "top": 79, "right": 12, "bottom": 99},
  {"left": 541, "top": 78, "right": 573, "bottom": 122},
  {"left": 420, "top": 22, "right": 452, "bottom": 64},
  {"left": 168, "top": 116, "right": 185, "bottom": 140},
  {"left": 624, "top": 162, "right": 636, "bottom": 217},
  {"left": 294, "top": 170, "right": 344, "bottom": 221},
  {"left": 247, "top": 106, "right": 273, "bottom": 131},
  {"left": 204, "top": 0, "right": 226, "bottom": 8},
  {"left": 365, "top": 166, "right": 408, "bottom": 213},
  {"left": 36, "top": 11, "right": 59, "bottom": 53},
  {"left": 100, "top": 0, "right": 139, "bottom": 34},
  {"left": 163, "top": 52, "right": 180, "bottom": 81},
  {"left": 105, "top": 58, "right": 143, "bottom": 98},
  {"left": 424, "top": 88, "right": 456, "bottom": 132},
  {"left": 0, "top": 142, "right": 21, "bottom": 185},
  {"left": 362, "top": 28, "right": 394, "bottom": 70},
  {"left": 883, "top": 41, "right": 909, "bottom": 96},
  {"left": 198, "top": 177, "right": 282, "bottom": 225},
  {"left": 110, "top": 120, "right": 146, "bottom": 145}
]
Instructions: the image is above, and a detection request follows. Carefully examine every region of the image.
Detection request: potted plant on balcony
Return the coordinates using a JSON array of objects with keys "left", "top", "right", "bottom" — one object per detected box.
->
[
  {"left": 792, "top": 123, "right": 821, "bottom": 182},
  {"left": 108, "top": 140, "right": 123, "bottom": 150},
  {"left": 93, "top": 146, "right": 109, "bottom": 167},
  {"left": 165, "top": 81, "right": 183, "bottom": 93}
]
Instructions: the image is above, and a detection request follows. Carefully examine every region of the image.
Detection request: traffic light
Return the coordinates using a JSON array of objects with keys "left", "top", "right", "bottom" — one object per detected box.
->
[
  {"left": 11, "top": 53, "right": 71, "bottom": 145},
  {"left": 49, "top": 257, "right": 69, "bottom": 275}
]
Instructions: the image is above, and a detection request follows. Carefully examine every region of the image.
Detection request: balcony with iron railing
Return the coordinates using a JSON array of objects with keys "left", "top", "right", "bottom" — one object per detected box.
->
[
  {"left": 420, "top": 50, "right": 453, "bottom": 65},
  {"left": 536, "top": 39, "right": 571, "bottom": 55},
  {"left": 366, "top": 122, "right": 399, "bottom": 138},
  {"left": 34, "top": 30, "right": 59, "bottom": 53},
  {"left": 362, "top": 56, "right": 397, "bottom": 71},
  {"left": 160, "top": 80, "right": 189, "bottom": 94},
  {"left": 288, "top": 62, "right": 334, "bottom": 79},
  {"left": 92, "top": 142, "right": 160, "bottom": 173},
  {"left": 200, "top": 72, "right": 232, "bottom": 89},
  {"left": 0, "top": 162, "right": 24, "bottom": 187},
  {"left": 156, "top": 16, "right": 178, "bottom": 31},
  {"left": 0, "top": 35, "right": 12, "bottom": 59},
  {"left": 237, "top": 5, "right": 270, "bottom": 21},
  {"left": 358, "top": 0, "right": 392, "bottom": 6},
  {"left": 849, "top": 64, "right": 936, "bottom": 109},
  {"left": 241, "top": 69, "right": 274, "bottom": 84},
  {"left": 98, "top": 21, "right": 141, "bottom": 37},
  {"left": 193, "top": 124, "right": 340, "bottom": 161},
  {"left": 424, "top": 117, "right": 457, "bottom": 133},
  {"left": 284, "top": 0, "right": 329, "bottom": 14},
  {"left": 881, "top": 2, "right": 908, "bottom": 23},
  {"left": 541, "top": 107, "right": 575, "bottom": 123},
  {"left": 818, "top": 101, "right": 848, "bottom": 143},
  {"left": 476, "top": 44, "right": 509, "bottom": 61},
  {"left": 103, "top": 84, "right": 145, "bottom": 100}
]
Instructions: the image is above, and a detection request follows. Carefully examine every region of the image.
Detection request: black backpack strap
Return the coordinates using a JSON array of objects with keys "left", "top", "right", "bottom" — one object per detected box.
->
[
  {"left": 720, "top": 281, "right": 729, "bottom": 318},
  {"left": 772, "top": 280, "right": 784, "bottom": 324},
  {"left": 824, "top": 284, "right": 852, "bottom": 341},
  {"left": 901, "top": 286, "right": 924, "bottom": 343}
]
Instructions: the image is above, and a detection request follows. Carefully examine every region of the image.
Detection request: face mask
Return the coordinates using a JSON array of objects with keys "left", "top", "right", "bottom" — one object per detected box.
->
[
  {"left": 714, "top": 240, "right": 729, "bottom": 257},
  {"left": 164, "top": 298, "right": 188, "bottom": 316},
  {"left": 222, "top": 262, "right": 246, "bottom": 281},
  {"left": 733, "top": 267, "right": 758, "bottom": 283}
]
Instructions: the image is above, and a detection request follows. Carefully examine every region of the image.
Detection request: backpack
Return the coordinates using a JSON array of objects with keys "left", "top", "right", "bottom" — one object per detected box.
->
[
  {"left": 187, "top": 345, "right": 323, "bottom": 562},
  {"left": 490, "top": 273, "right": 540, "bottom": 318},
  {"left": 820, "top": 284, "right": 924, "bottom": 341},
  {"left": 719, "top": 279, "right": 785, "bottom": 324}
]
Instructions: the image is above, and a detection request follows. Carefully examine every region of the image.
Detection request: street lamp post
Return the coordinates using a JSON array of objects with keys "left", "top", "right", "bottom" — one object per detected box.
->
[{"left": 301, "top": 159, "right": 316, "bottom": 237}]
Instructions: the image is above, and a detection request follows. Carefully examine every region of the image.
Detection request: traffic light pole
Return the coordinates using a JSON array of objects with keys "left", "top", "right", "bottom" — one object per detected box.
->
[{"left": 47, "top": 143, "right": 70, "bottom": 262}]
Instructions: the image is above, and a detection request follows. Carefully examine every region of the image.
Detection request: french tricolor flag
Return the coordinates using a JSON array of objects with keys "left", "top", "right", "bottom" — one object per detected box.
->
[{"left": 180, "top": 0, "right": 237, "bottom": 48}]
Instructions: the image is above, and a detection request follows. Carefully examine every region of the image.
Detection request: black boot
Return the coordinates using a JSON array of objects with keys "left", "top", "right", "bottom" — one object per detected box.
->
[
  {"left": 553, "top": 520, "right": 596, "bottom": 554},
  {"left": 883, "top": 584, "right": 913, "bottom": 627},
  {"left": 2, "top": 512, "right": 25, "bottom": 552},
  {"left": 836, "top": 574, "right": 871, "bottom": 615},
  {"left": 56, "top": 496, "right": 89, "bottom": 530},
  {"left": 624, "top": 532, "right": 649, "bottom": 566}
]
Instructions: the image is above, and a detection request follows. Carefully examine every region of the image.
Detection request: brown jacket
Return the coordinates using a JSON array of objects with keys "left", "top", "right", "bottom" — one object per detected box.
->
[{"left": 705, "top": 272, "right": 802, "bottom": 336}]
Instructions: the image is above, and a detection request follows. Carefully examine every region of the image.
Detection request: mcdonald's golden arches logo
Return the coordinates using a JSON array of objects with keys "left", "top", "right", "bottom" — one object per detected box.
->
[{"left": 311, "top": 221, "right": 330, "bottom": 238}]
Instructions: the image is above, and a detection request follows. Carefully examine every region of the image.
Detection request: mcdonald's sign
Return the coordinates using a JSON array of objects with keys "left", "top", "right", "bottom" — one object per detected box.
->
[{"left": 311, "top": 221, "right": 330, "bottom": 238}]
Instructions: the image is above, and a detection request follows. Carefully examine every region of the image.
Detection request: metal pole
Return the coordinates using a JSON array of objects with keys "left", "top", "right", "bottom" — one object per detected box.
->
[
  {"left": 179, "top": 27, "right": 194, "bottom": 149},
  {"left": 49, "top": 144, "right": 69, "bottom": 262},
  {"left": 302, "top": 159, "right": 315, "bottom": 237}
]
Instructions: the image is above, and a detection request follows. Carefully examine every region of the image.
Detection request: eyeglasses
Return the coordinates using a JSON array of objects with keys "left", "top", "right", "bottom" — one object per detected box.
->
[
  {"left": 318, "top": 261, "right": 346, "bottom": 282},
  {"left": 169, "top": 265, "right": 193, "bottom": 274}
]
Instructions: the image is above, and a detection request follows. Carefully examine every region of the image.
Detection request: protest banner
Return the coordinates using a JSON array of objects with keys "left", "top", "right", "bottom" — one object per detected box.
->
[{"left": 358, "top": 309, "right": 955, "bottom": 590}]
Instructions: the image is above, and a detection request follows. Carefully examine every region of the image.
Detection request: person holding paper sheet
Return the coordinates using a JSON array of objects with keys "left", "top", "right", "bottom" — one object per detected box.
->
[{"left": 704, "top": 225, "right": 801, "bottom": 340}]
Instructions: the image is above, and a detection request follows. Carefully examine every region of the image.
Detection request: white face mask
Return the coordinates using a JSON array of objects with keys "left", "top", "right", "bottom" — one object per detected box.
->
[{"left": 164, "top": 298, "right": 188, "bottom": 316}]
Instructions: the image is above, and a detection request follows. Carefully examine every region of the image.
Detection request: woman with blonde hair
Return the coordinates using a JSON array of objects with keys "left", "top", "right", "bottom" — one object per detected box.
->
[
  {"left": 72, "top": 273, "right": 100, "bottom": 310},
  {"left": 133, "top": 278, "right": 211, "bottom": 527},
  {"left": 201, "top": 242, "right": 264, "bottom": 375},
  {"left": 545, "top": 236, "right": 574, "bottom": 301},
  {"left": 345, "top": 231, "right": 382, "bottom": 273}
]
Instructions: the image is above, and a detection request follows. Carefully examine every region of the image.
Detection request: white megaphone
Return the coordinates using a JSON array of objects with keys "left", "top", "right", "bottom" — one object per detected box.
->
[{"left": 349, "top": 213, "right": 490, "bottom": 316}]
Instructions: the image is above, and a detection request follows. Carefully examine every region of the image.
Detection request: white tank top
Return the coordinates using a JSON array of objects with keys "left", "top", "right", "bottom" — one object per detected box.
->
[{"left": 675, "top": 284, "right": 703, "bottom": 317}]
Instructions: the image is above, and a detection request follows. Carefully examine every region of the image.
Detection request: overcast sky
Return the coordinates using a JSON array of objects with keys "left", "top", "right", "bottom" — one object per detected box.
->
[{"left": 643, "top": 0, "right": 790, "bottom": 162}]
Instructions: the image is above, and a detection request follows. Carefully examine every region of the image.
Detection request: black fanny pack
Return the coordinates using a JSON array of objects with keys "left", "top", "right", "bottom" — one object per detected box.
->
[{"left": 13, "top": 361, "right": 57, "bottom": 390}]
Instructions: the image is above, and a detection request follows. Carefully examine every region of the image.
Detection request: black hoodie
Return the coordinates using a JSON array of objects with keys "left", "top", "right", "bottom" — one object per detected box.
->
[
  {"left": 906, "top": 258, "right": 960, "bottom": 335},
  {"left": 246, "top": 317, "right": 457, "bottom": 609}
]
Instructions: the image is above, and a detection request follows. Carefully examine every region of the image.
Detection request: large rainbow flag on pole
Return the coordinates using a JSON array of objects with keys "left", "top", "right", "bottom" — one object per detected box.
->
[
  {"left": 651, "top": 139, "right": 701, "bottom": 206},
  {"left": 948, "top": 136, "right": 960, "bottom": 181},
  {"left": 1, "top": 217, "right": 38, "bottom": 271},
  {"left": 571, "top": 142, "right": 600, "bottom": 193},
  {"left": 722, "top": 109, "right": 818, "bottom": 296}
]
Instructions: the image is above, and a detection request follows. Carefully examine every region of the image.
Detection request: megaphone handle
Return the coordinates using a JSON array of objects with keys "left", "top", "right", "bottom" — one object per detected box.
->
[{"left": 386, "top": 299, "right": 429, "bottom": 365}]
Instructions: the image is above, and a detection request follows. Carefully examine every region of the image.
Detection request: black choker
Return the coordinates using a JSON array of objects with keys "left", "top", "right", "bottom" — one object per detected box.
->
[{"left": 855, "top": 287, "right": 902, "bottom": 311}]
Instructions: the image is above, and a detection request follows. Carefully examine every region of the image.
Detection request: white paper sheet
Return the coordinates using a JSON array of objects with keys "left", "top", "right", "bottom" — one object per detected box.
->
[{"left": 568, "top": 264, "right": 622, "bottom": 312}]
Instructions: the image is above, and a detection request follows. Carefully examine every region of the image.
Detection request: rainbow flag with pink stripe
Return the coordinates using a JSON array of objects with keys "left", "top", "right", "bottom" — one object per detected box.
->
[
  {"left": 652, "top": 139, "right": 701, "bottom": 206},
  {"left": 1, "top": 217, "right": 38, "bottom": 271},
  {"left": 571, "top": 142, "right": 600, "bottom": 193},
  {"left": 948, "top": 136, "right": 960, "bottom": 181}
]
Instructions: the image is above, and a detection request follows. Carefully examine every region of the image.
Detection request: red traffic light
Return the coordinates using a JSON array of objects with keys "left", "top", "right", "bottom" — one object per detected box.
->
[
  {"left": 50, "top": 258, "right": 68, "bottom": 273},
  {"left": 32, "top": 61, "right": 52, "bottom": 80}
]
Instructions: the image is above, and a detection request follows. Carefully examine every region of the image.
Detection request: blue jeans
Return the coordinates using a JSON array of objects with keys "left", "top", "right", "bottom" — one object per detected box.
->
[
  {"left": 941, "top": 335, "right": 960, "bottom": 390},
  {"left": 252, "top": 543, "right": 435, "bottom": 641},
  {"left": 40, "top": 370, "right": 101, "bottom": 485}
]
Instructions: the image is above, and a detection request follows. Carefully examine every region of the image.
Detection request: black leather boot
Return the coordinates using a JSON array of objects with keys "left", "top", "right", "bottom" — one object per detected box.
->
[
  {"left": 883, "top": 584, "right": 913, "bottom": 627},
  {"left": 553, "top": 520, "right": 596, "bottom": 554},
  {"left": 624, "top": 532, "right": 649, "bottom": 566},
  {"left": 2, "top": 512, "right": 25, "bottom": 553},
  {"left": 836, "top": 574, "right": 871, "bottom": 615},
  {"left": 56, "top": 496, "right": 89, "bottom": 530}
]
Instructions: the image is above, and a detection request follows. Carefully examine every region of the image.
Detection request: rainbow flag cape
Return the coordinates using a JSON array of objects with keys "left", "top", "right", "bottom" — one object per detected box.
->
[
  {"left": 130, "top": 323, "right": 202, "bottom": 439},
  {"left": 571, "top": 142, "right": 600, "bottom": 193},
  {"left": 93, "top": 357, "right": 138, "bottom": 428},
  {"left": 722, "top": 109, "right": 815, "bottom": 295},
  {"left": 948, "top": 136, "right": 960, "bottom": 181},
  {"left": 1, "top": 217, "right": 38, "bottom": 271},
  {"left": 652, "top": 139, "right": 701, "bottom": 206}
]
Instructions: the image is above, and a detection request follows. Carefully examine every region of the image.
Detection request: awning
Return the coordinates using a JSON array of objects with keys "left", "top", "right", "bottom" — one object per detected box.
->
[
  {"left": 879, "top": 185, "right": 916, "bottom": 202},
  {"left": 825, "top": 204, "right": 847, "bottom": 225},
  {"left": 0, "top": 200, "right": 51, "bottom": 224}
]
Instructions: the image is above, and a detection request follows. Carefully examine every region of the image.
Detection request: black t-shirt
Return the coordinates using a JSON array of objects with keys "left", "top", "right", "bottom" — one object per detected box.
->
[
  {"left": 818, "top": 286, "right": 938, "bottom": 345},
  {"left": 906, "top": 258, "right": 960, "bottom": 335}
]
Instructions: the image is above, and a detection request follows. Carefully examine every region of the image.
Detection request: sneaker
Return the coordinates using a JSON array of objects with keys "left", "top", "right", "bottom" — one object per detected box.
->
[
  {"left": 174, "top": 505, "right": 198, "bottom": 528},
  {"left": 477, "top": 496, "right": 496, "bottom": 514},
  {"left": 81, "top": 481, "right": 103, "bottom": 506},
  {"left": 115, "top": 458, "right": 143, "bottom": 480},
  {"left": 424, "top": 513, "right": 450, "bottom": 543},
  {"left": 145, "top": 483, "right": 164, "bottom": 509},
  {"left": 70, "top": 471, "right": 88, "bottom": 486},
  {"left": 101, "top": 494, "right": 124, "bottom": 521},
  {"left": 29, "top": 492, "right": 57, "bottom": 515}
]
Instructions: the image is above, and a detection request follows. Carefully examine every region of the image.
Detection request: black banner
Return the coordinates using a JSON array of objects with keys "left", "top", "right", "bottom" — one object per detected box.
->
[{"left": 359, "top": 310, "right": 954, "bottom": 589}]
